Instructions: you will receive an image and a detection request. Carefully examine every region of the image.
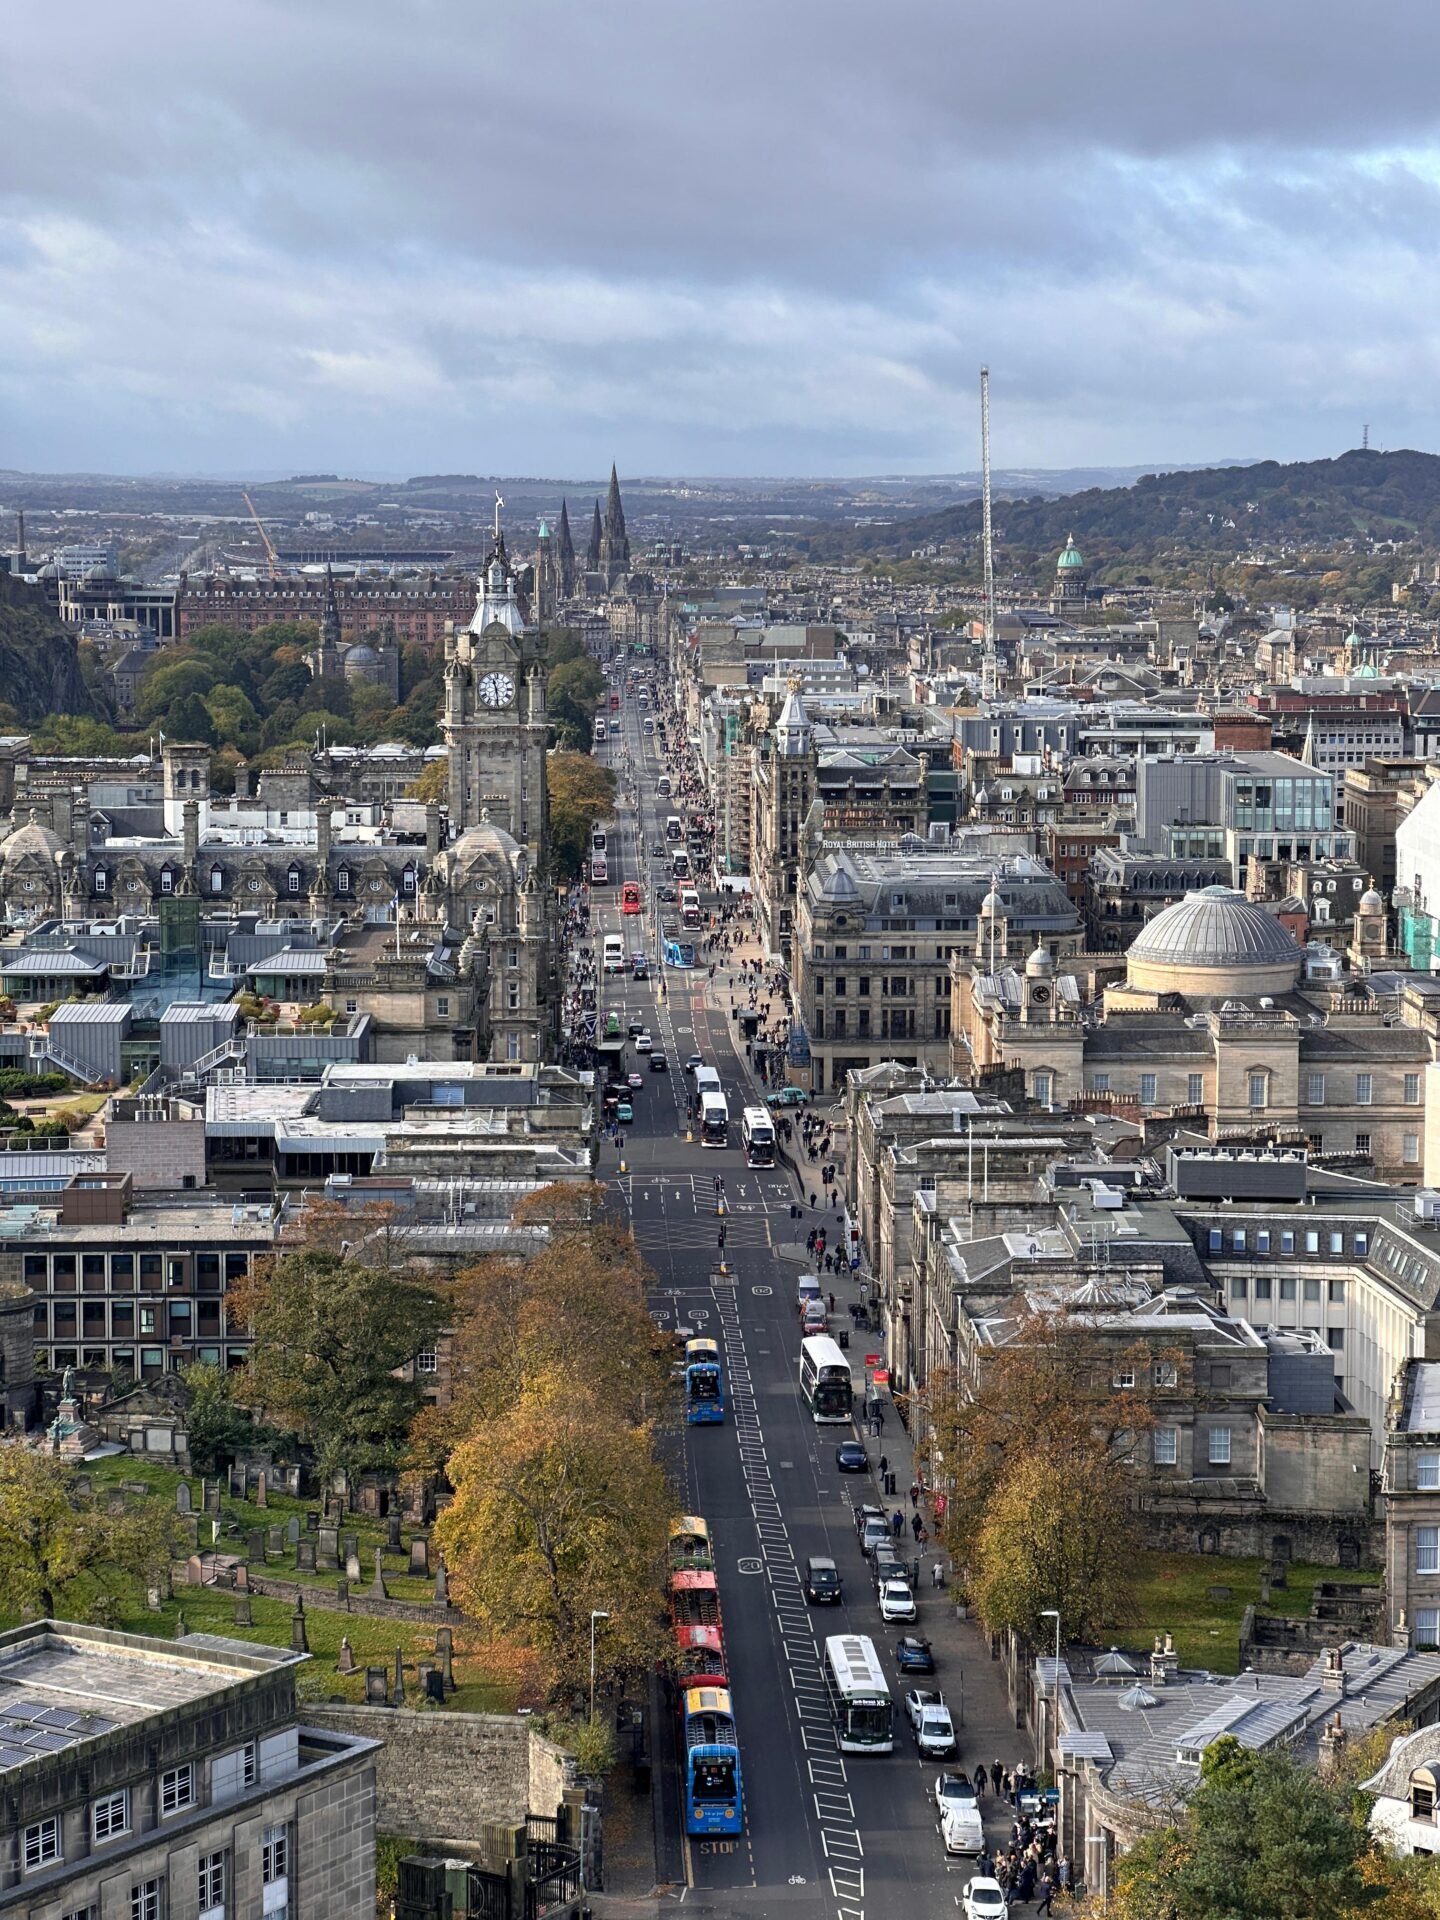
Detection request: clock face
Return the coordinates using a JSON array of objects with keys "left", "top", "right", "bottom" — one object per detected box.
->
[
  {"left": 1030, "top": 986, "right": 1050, "bottom": 1005},
  {"left": 478, "top": 671, "right": 515, "bottom": 708}
]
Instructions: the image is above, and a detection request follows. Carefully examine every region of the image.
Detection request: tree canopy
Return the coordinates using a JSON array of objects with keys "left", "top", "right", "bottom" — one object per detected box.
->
[
  {"left": 0, "top": 1449, "right": 177, "bottom": 1620},
  {"left": 548, "top": 752, "right": 617, "bottom": 877}
]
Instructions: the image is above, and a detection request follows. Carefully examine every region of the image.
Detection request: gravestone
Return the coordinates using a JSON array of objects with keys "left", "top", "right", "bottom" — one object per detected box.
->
[
  {"left": 286, "top": 1515, "right": 300, "bottom": 1546},
  {"left": 211, "top": 1519, "right": 221, "bottom": 1547},
  {"left": 317, "top": 1527, "right": 340, "bottom": 1572},
  {"left": 1207, "top": 1584, "right": 1232, "bottom": 1602},
  {"left": 370, "top": 1549, "right": 388, "bottom": 1601},
  {"left": 146, "top": 1586, "right": 163, "bottom": 1613},
  {"left": 341, "top": 1531, "right": 358, "bottom": 1566},
  {"left": 74, "top": 1475, "right": 92, "bottom": 1498},
  {"left": 175, "top": 1613, "right": 188, "bottom": 1638},
  {"left": 420, "top": 1661, "right": 444, "bottom": 1704},
  {"left": 408, "top": 1537, "right": 429, "bottom": 1577},
  {"left": 360, "top": 1482, "right": 381, "bottom": 1516},
  {"left": 230, "top": 1466, "right": 246, "bottom": 1498},
  {"left": 433, "top": 1557, "right": 448, "bottom": 1607},
  {"left": 234, "top": 1592, "right": 253, "bottom": 1628},
  {"left": 386, "top": 1512, "right": 403, "bottom": 1552},
  {"left": 291, "top": 1597, "right": 308, "bottom": 1655},
  {"left": 336, "top": 1580, "right": 349, "bottom": 1609},
  {"left": 247, "top": 1530, "right": 265, "bottom": 1563},
  {"left": 267, "top": 1525, "right": 284, "bottom": 1555},
  {"left": 185, "top": 1555, "right": 204, "bottom": 1587},
  {"left": 107, "top": 1489, "right": 127, "bottom": 1515},
  {"left": 306, "top": 1509, "right": 320, "bottom": 1532},
  {"left": 204, "top": 1482, "right": 221, "bottom": 1516},
  {"left": 435, "top": 1626, "right": 455, "bottom": 1693},
  {"left": 175, "top": 1483, "right": 192, "bottom": 1515},
  {"left": 365, "top": 1666, "right": 389, "bottom": 1706},
  {"left": 393, "top": 1647, "right": 406, "bottom": 1706},
  {"left": 234, "top": 1564, "right": 249, "bottom": 1591},
  {"left": 345, "top": 1551, "right": 361, "bottom": 1584},
  {"left": 338, "top": 1636, "right": 357, "bottom": 1675},
  {"left": 296, "top": 1539, "right": 317, "bottom": 1573},
  {"left": 255, "top": 1472, "right": 268, "bottom": 1508},
  {"left": 183, "top": 1515, "right": 201, "bottom": 1551}
]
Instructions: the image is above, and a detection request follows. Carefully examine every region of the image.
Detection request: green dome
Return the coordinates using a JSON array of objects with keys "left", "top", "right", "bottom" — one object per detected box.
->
[{"left": 1057, "top": 534, "right": 1084, "bottom": 571}]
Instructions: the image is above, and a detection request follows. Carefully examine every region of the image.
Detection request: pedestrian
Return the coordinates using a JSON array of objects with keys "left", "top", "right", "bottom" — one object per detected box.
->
[
  {"left": 931, "top": 1559, "right": 944, "bottom": 1589},
  {"left": 1057, "top": 1855, "right": 1071, "bottom": 1898},
  {"left": 891, "top": 1509, "right": 904, "bottom": 1538},
  {"left": 810, "top": 1191, "right": 818, "bottom": 1209},
  {"left": 878, "top": 1454, "right": 889, "bottom": 1478},
  {"left": 909, "top": 1480, "right": 921, "bottom": 1508},
  {"left": 993, "top": 1759, "right": 1004, "bottom": 1796},
  {"left": 974, "top": 1763, "right": 988, "bottom": 1797},
  {"left": 828, "top": 1292, "right": 835, "bottom": 1314},
  {"left": 911, "top": 1512, "right": 922, "bottom": 1542},
  {"left": 875, "top": 1404, "right": 885, "bottom": 1432}
]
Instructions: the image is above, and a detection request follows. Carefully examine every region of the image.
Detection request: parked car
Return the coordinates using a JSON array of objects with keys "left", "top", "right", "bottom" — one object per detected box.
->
[
  {"left": 895, "top": 1635, "right": 934, "bottom": 1674},
  {"left": 904, "top": 1687, "right": 945, "bottom": 1731},
  {"left": 804, "top": 1556, "right": 842, "bottom": 1604},
  {"left": 961, "top": 1881, "right": 1006, "bottom": 1920},
  {"left": 853, "top": 1502, "right": 885, "bottom": 1541},
  {"left": 915, "top": 1703, "right": 956, "bottom": 1759},
  {"left": 835, "top": 1439, "right": 868, "bottom": 1473},
  {"left": 942, "top": 1798, "right": 985, "bottom": 1858},
  {"left": 871, "top": 1547, "right": 905, "bottom": 1593},
  {"left": 934, "top": 1772, "right": 977, "bottom": 1817},
  {"left": 765, "top": 1086, "right": 810, "bottom": 1109},
  {"left": 860, "top": 1516, "right": 890, "bottom": 1558},
  {"left": 649, "top": 1052, "right": 669, "bottom": 1072},
  {"left": 878, "top": 1579, "right": 917, "bottom": 1623}
]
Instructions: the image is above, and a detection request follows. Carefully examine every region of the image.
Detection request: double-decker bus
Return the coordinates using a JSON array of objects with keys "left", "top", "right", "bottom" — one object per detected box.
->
[
  {"left": 671, "top": 848, "right": 691, "bottom": 881},
  {"left": 622, "top": 881, "right": 642, "bottom": 914},
  {"left": 670, "top": 1569, "right": 721, "bottom": 1630},
  {"left": 589, "top": 851, "right": 608, "bottom": 885},
  {"left": 799, "top": 1334, "right": 854, "bottom": 1424},
  {"left": 681, "top": 1686, "right": 743, "bottom": 1834},
  {"left": 665, "top": 814, "right": 682, "bottom": 840},
  {"left": 591, "top": 827, "right": 607, "bottom": 855},
  {"left": 698, "top": 1090, "right": 729, "bottom": 1148},
  {"left": 680, "top": 887, "right": 701, "bottom": 928},
  {"left": 740, "top": 1106, "right": 776, "bottom": 1168},
  {"left": 609, "top": 691, "right": 621, "bottom": 712},
  {"left": 669, "top": 1516, "right": 714, "bottom": 1571},
  {"left": 602, "top": 933, "right": 625, "bottom": 974},
  {"left": 675, "top": 1623, "right": 728, "bottom": 1691},
  {"left": 822, "top": 1634, "right": 894, "bottom": 1753},
  {"left": 684, "top": 1336, "right": 724, "bottom": 1423}
]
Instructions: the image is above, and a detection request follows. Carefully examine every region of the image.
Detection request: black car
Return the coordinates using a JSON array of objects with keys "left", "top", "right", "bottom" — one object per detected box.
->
[
  {"left": 649, "top": 1052, "right": 669, "bottom": 1072},
  {"left": 659, "top": 885, "right": 678, "bottom": 902},
  {"left": 895, "top": 1635, "right": 935, "bottom": 1674},
  {"left": 835, "top": 1439, "right": 868, "bottom": 1473},
  {"left": 627, "top": 1019, "right": 645, "bottom": 1038},
  {"left": 804, "top": 1556, "right": 843, "bottom": 1604}
]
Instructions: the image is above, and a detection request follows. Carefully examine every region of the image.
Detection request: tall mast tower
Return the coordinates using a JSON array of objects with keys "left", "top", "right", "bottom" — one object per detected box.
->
[{"left": 980, "top": 366, "right": 997, "bottom": 702}]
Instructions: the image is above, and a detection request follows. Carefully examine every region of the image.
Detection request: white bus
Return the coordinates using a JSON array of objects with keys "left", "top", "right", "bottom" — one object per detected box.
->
[
  {"left": 602, "top": 934, "right": 625, "bottom": 975},
  {"left": 741, "top": 1106, "right": 775, "bottom": 1167},
  {"left": 671, "top": 848, "right": 691, "bottom": 881},
  {"left": 590, "top": 852, "right": 608, "bottom": 885},
  {"left": 680, "top": 887, "right": 701, "bottom": 928},
  {"left": 693, "top": 1066, "right": 722, "bottom": 1098},
  {"left": 698, "top": 1089, "right": 729, "bottom": 1148},
  {"left": 591, "top": 826, "right": 607, "bottom": 855},
  {"left": 799, "top": 1334, "right": 854, "bottom": 1424},
  {"left": 822, "top": 1634, "right": 894, "bottom": 1753}
]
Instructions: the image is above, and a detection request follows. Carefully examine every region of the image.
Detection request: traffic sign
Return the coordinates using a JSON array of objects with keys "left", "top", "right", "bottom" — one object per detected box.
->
[
  {"left": 865, "top": 1354, "right": 880, "bottom": 1367},
  {"left": 872, "top": 1369, "right": 890, "bottom": 1388}
]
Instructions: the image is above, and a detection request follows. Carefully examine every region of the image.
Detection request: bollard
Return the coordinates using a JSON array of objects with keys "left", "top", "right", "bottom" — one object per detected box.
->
[{"left": 619, "top": 1159, "right": 627, "bottom": 1175}]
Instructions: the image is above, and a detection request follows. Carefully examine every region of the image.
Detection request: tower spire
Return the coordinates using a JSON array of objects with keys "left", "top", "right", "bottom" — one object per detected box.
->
[
  {"left": 557, "top": 499, "right": 576, "bottom": 597},
  {"left": 587, "top": 500, "right": 603, "bottom": 571},
  {"left": 599, "top": 464, "right": 630, "bottom": 587}
]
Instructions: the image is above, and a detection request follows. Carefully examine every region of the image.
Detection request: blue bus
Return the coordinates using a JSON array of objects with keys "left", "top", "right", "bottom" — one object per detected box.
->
[
  {"left": 684, "top": 1337, "right": 724, "bottom": 1423},
  {"left": 682, "top": 1685, "right": 743, "bottom": 1835},
  {"left": 664, "top": 935, "right": 696, "bottom": 969}
]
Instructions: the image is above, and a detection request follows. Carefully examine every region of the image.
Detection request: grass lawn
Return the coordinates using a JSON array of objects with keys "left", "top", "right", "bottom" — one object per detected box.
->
[
  {"left": 1116, "top": 1552, "right": 1381, "bottom": 1673},
  {"left": 72, "top": 1454, "right": 520, "bottom": 1708}
]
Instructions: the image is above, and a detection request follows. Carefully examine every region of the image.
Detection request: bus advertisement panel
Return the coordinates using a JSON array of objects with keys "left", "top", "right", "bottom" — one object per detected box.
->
[
  {"left": 622, "top": 881, "right": 642, "bottom": 914},
  {"left": 589, "top": 852, "right": 608, "bottom": 885},
  {"left": 799, "top": 1334, "right": 854, "bottom": 1424},
  {"left": 741, "top": 1106, "right": 776, "bottom": 1167}
]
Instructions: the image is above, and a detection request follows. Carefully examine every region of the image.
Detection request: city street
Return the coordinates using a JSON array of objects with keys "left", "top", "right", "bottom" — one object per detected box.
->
[{"left": 585, "top": 691, "right": 1022, "bottom": 1920}]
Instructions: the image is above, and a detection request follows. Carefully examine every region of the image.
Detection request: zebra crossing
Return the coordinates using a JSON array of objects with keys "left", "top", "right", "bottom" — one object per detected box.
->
[{"left": 713, "top": 1274, "right": 866, "bottom": 1920}]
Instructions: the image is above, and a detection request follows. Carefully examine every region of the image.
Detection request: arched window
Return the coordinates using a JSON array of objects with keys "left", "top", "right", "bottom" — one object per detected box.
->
[
  {"left": 287, "top": 866, "right": 302, "bottom": 895},
  {"left": 94, "top": 868, "right": 108, "bottom": 895},
  {"left": 1411, "top": 1767, "right": 1437, "bottom": 1823},
  {"left": 159, "top": 867, "right": 174, "bottom": 894},
  {"left": 402, "top": 866, "right": 416, "bottom": 895},
  {"left": 336, "top": 868, "right": 351, "bottom": 894},
  {"left": 210, "top": 865, "right": 224, "bottom": 895}
]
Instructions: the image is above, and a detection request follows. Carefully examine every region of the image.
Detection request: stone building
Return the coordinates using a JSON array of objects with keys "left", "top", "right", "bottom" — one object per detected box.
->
[{"left": 0, "top": 1620, "right": 377, "bottom": 1920}]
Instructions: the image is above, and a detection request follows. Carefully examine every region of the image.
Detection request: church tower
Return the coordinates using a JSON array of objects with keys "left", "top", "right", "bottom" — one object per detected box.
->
[
  {"left": 598, "top": 464, "right": 631, "bottom": 588},
  {"left": 535, "top": 519, "right": 557, "bottom": 626},
  {"left": 586, "top": 500, "right": 603, "bottom": 573},
  {"left": 556, "top": 499, "right": 577, "bottom": 598},
  {"left": 314, "top": 566, "right": 344, "bottom": 678},
  {"left": 442, "top": 510, "right": 550, "bottom": 860}
]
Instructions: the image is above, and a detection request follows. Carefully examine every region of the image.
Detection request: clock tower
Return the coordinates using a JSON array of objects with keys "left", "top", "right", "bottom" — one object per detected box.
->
[{"left": 443, "top": 516, "right": 549, "bottom": 860}]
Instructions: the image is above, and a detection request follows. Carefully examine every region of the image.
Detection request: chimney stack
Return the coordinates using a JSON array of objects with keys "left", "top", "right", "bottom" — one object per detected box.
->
[
  {"left": 1320, "top": 1647, "right": 1348, "bottom": 1697},
  {"left": 1149, "top": 1631, "right": 1179, "bottom": 1688}
]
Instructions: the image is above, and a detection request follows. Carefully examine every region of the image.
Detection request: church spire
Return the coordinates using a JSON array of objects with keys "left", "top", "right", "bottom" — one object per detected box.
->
[
  {"left": 557, "top": 498, "right": 576, "bottom": 598},
  {"left": 599, "top": 463, "right": 630, "bottom": 587},
  {"left": 587, "top": 499, "right": 603, "bottom": 571}
]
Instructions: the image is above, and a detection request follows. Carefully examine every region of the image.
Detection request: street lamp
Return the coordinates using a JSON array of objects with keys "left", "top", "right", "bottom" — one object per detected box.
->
[{"left": 589, "top": 1610, "right": 610, "bottom": 1723}]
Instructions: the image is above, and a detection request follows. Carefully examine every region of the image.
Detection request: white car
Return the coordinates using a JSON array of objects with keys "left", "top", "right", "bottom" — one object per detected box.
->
[
  {"left": 904, "top": 1686, "right": 945, "bottom": 1732},
  {"left": 916, "top": 1703, "right": 957, "bottom": 1759},
  {"left": 942, "top": 1797, "right": 985, "bottom": 1857},
  {"left": 934, "top": 1772, "right": 977, "bottom": 1817},
  {"left": 635, "top": 1031, "right": 653, "bottom": 1052},
  {"left": 962, "top": 1879, "right": 1007, "bottom": 1920},
  {"left": 878, "top": 1578, "right": 917, "bottom": 1623}
]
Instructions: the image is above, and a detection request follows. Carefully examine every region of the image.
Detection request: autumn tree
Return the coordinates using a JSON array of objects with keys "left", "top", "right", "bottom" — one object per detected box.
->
[
  {"left": 437, "top": 1374, "right": 671, "bottom": 1700},
  {"left": 234, "top": 1235, "right": 444, "bottom": 1492},
  {"left": 548, "top": 752, "right": 617, "bottom": 876},
  {"left": 404, "top": 756, "right": 448, "bottom": 804},
  {"left": 0, "top": 1449, "right": 177, "bottom": 1619},
  {"left": 918, "top": 1309, "right": 1177, "bottom": 1545},
  {"left": 970, "top": 1443, "right": 1139, "bottom": 1645}
]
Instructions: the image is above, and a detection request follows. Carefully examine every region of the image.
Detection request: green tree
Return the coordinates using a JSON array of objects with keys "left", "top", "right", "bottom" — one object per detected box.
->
[
  {"left": 137, "top": 656, "right": 216, "bottom": 724},
  {"left": 547, "top": 752, "right": 617, "bottom": 877},
  {"left": 205, "top": 684, "right": 261, "bottom": 754},
  {"left": 0, "top": 1450, "right": 176, "bottom": 1619},
  {"left": 180, "top": 1363, "right": 278, "bottom": 1477},
  {"left": 547, "top": 656, "right": 606, "bottom": 747},
  {"left": 165, "top": 691, "right": 217, "bottom": 745},
  {"left": 233, "top": 1238, "right": 445, "bottom": 1492}
]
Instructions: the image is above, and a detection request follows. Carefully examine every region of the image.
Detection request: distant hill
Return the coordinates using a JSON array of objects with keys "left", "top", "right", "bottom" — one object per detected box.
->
[
  {"left": 0, "top": 577, "right": 106, "bottom": 725},
  {"left": 888, "top": 447, "right": 1440, "bottom": 564}
]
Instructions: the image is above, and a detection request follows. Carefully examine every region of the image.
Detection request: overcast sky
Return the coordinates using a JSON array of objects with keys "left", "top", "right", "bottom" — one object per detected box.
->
[{"left": 4, "top": 0, "right": 1439, "bottom": 479}]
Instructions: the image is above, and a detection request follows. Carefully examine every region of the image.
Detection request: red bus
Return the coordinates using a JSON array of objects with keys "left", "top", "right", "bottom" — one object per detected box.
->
[
  {"left": 674, "top": 1622, "right": 728, "bottom": 1691},
  {"left": 622, "top": 881, "right": 642, "bottom": 914},
  {"left": 670, "top": 1569, "right": 721, "bottom": 1630},
  {"left": 610, "top": 691, "right": 621, "bottom": 711}
]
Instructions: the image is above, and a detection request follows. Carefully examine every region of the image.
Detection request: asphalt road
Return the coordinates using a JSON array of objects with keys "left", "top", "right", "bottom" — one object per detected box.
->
[{"left": 586, "top": 693, "right": 979, "bottom": 1920}]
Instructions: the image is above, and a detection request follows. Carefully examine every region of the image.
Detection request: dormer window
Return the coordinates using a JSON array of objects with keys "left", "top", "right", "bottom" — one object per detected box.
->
[
  {"left": 210, "top": 866, "right": 224, "bottom": 895},
  {"left": 94, "top": 868, "right": 108, "bottom": 894},
  {"left": 160, "top": 867, "right": 174, "bottom": 894},
  {"left": 336, "top": 869, "right": 351, "bottom": 894},
  {"left": 402, "top": 866, "right": 416, "bottom": 895},
  {"left": 287, "top": 866, "right": 301, "bottom": 895},
  {"left": 1411, "top": 1768, "right": 1437, "bottom": 1823}
]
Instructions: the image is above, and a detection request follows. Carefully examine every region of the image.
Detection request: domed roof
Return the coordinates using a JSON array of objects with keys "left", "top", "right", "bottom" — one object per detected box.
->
[
  {"left": 1057, "top": 533, "right": 1085, "bottom": 571},
  {"left": 1025, "top": 941, "right": 1055, "bottom": 977},
  {"left": 1359, "top": 887, "right": 1384, "bottom": 911},
  {"left": 980, "top": 883, "right": 1005, "bottom": 917},
  {"left": 447, "top": 821, "right": 522, "bottom": 879},
  {"left": 1129, "top": 886, "right": 1299, "bottom": 972},
  {"left": 342, "top": 644, "right": 379, "bottom": 672},
  {"left": 815, "top": 856, "right": 860, "bottom": 904},
  {"left": 1, "top": 815, "right": 66, "bottom": 864}
]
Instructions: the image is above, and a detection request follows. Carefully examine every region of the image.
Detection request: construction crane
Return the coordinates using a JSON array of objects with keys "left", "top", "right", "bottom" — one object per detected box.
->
[
  {"left": 241, "top": 490, "right": 281, "bottom": 580},
  {"left": 979, "top": 366, "right": 997, "bottom": 703}
]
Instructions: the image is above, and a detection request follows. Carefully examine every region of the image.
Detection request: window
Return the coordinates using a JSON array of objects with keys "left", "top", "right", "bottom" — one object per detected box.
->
[
  {"left": 1208, "top": 1427, "right": 1232, "bottom": 1467},
  {"left": 1232, "top": 1228, "right": 1247, "bottom": 1252},
  {"left": 1355, "top": 1132, "right": 1371, "bottom": 1156},
  {"left": 1419, "top": 1454, "right": 1440, "bottom": 1491},
  {"left": 436, "top": 996, "right": 449, "bottom": 1017},
  {"left": 1254, "top": 1273, "right": 1272, "bottom": 1300},
  {"left": 95, "top": 868, "right": 108, "bottom": 894},
  {"left": 131, "top": 1881, "right": 162, "bottom": 1920},
  {"left": 1418, "top": 1527, "right": 1440, "bottom": 1576},
  {"left": 24, "top": 1815, "right": 61, "bottom": 1871},
  {"left": 1416, "top": 1613, "right": 1440, "bottom": 1654},
  {"left": 161, "top": 1761, "right": 195, "bottom": 1816},
  {"left": 1307, "top": 1072, "right": 1326, "bottom": 1105},
  {"left": 263, "top": 1823, "right": 289, "bottom": 1884},
  {"left": 336, "top": 868, "right": 350, "bottom": 893},
  {"left": 1327, "top": 1327, "right": 1345, "bottom": 1350},
  {"left": 1304, "top": 1277, "right": 1321, "bottom": 1303},
  {"left": 198, "top": 1850, "right": 227, "bottom": 1916},
  {"left": 210, "top": 865, "right": 224, "bottom": 894},
  {"left": 1328, "top": 1278, "right": 1345, "bottom": 1302},
  {"left": 1093, "top": 1073, "right": 1111, "bottom": 1094},
  {"left": 94, "top": 1788, "right": 131, "bottom": 1842},
  {"left": 1187, "top": 1073, "right": 1204, "bottom": 1106},
  {"left": 1355, "top": 1232, "right": 1369, "bottom": 1255},
  {"left": 1248, "top": 1071, "right": 1267, "bottom": 1108},
  {"left": 1153, "top": 1427, "right": 1178, "bottom": 1466},
  {"left": 62, "top": 1907, "right": 97, "bottom": 1920},
  {"left": 1281, "top": 1231, "right": 1295, "bottom": 1254},
  {"left": 1112, "top": 1368, "right": 1136, "bottom": 1389},
  {"left": 1256, "top": 1230, "right": 1271, "bottom": 1253},
  {"left": 1033, "top": 1071, "right": 1052, "bottom": 1106},
  {"left": 1208, "top": 1228, "right": 1223, "bottom": 1252},
  {"left": 1230, "top": 1277, "right": 1247, "bottom": 1300},
  {"left": 1140, "top": 1073, "right": 1157, "bottom": 1106},
  {"left": 1407, "top": 1134, "right": 1422, "bottom": 1166},
  {"left": 1305, "top": 1229, "right": 1320, "bottom": 1254},
  {"left": 1407, "top": 1072, "right": 1422, "bottom": 1105},
  {"left": 287, "top": 867, "right": 301, "bottom": 894},
  {"left": 1153, "top": 1361, "right": 1177, "bottom": 1387},
  {"left": 416, "top": 1345, "right": 438, "bottom": 1375},
  {"left": 1356, "top": 1072, "right": 1373, "bottom": 1105}
]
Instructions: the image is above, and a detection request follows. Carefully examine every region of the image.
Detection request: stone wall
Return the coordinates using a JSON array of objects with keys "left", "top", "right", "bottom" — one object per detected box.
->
[
  {"left": 304, "top": 1704, "right": 575, "bottom": 1850},
  {"left": 245, "top": 1571, "right": 457, "bottom": 1626}
]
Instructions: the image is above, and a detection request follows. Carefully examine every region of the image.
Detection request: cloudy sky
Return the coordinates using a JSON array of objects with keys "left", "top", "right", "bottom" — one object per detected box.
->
[{"left": 3, "top": 0, "right": 1438, "bottom": 478}]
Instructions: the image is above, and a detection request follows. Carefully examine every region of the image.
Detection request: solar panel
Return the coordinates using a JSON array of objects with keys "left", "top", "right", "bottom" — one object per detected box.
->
[
  {"left": 0, "top": 1747, "right": 31, "bottom": 1768},
  {"left": 23, "top": 1732, "right": 76, "bottom": 1752},
  {"left": 35, "top": 1709, "right": 82, "bottom": 1729},
  {"left": 4, "top": 1700, "right": 52, "bottom": 1722}
]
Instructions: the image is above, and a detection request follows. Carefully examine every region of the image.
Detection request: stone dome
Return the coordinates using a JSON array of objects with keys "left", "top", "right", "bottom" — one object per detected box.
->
[
  {"left": 0, "top": 816, "right": 67, "bottom": 865},
  {"left": 1127, "top": 885, "right": 1302, "bottom": 996},
  {"left": 1025, "top": 941, "right": 1055, "bottom": 977},
  {"left": 1359, "top": 887, "right": 1384, "bottom": 912},
  {"left": 446, "top": 822, "right": 522, "bottom": 883},
  {"left": 980, "top": 883, "right": 1005, "bottom": 917},
  {"left": 814, "top": 856, "right": 860, "bottom": 905},
  {"left": 342, "top": 644, "right": 380, "bottom": 676}
]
